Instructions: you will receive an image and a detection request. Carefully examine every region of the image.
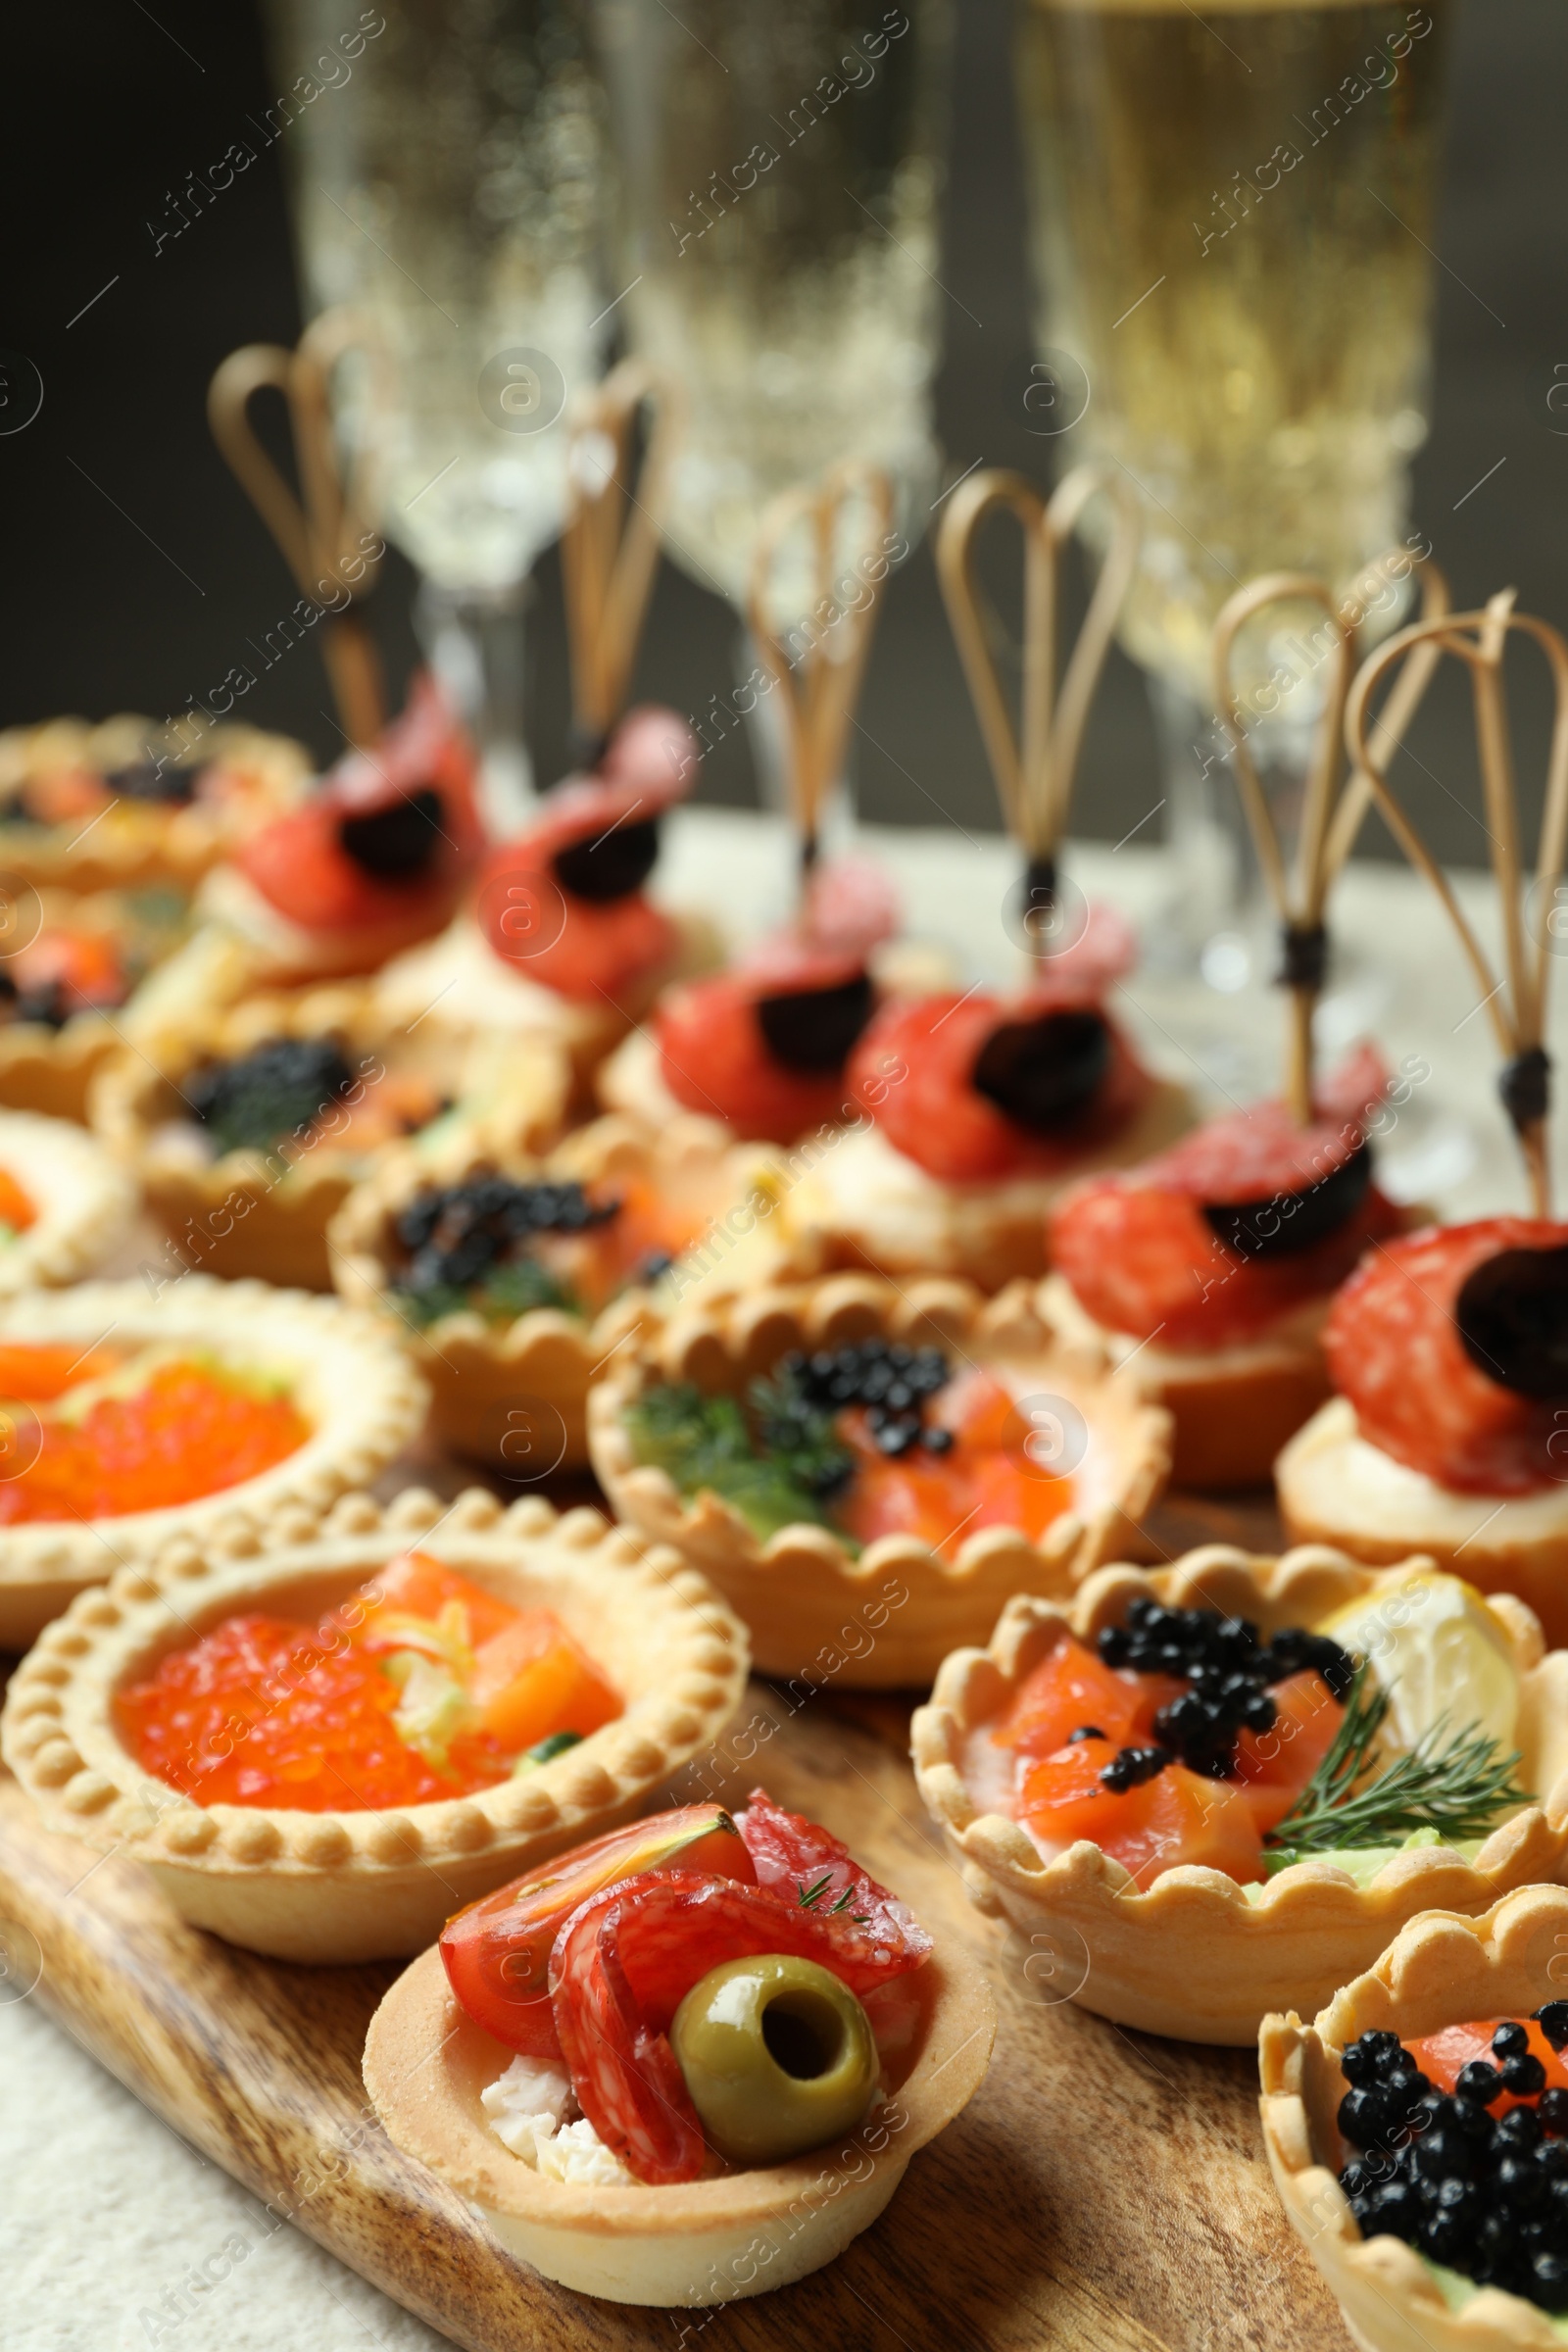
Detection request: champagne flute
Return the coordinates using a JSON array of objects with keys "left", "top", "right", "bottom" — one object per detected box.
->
[
  {"left": 593, "top": 0, "right": 951, "bottom": 833},
  {"left": 1016, "top": 0, "right": 1450, "bottom": 969},
  {"left": 261, "top": 0, "right": 611, "bottom": 823}
]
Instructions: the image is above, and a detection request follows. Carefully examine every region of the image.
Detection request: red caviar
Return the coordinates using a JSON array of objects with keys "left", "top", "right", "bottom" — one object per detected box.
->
[
  {"left": 0, "top": 1359, "right": 308, "bottom": 1524},
  {"left": 116, "top": 1551, "right": 621, "bottom": 1811}
]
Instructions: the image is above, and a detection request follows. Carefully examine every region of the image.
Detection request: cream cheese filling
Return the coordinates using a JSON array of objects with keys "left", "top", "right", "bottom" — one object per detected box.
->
[
  {"left": 1282, "top": 1396, "right": 1568, "bottom": 1546},
  {"left": 482, "top": 2054, "right": 638, "bottom": 2186},
  {"left": 1042, "top": 1272, "right": 1328, "bottom": 1381}
]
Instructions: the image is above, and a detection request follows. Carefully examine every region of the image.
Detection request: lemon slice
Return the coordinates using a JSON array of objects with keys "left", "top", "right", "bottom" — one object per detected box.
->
[{"left": 1317, "top": 1570, "right": 1520, "bottom": 1755}]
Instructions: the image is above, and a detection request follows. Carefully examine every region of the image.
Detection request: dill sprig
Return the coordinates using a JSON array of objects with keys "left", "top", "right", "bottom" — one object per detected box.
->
[{"left": 1262, "top": 1663, "right": 1532, "bottom": 1874}]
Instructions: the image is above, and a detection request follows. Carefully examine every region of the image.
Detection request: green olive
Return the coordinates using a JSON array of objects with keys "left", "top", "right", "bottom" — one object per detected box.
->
[{"left": 669, "top": 1953, "right": 879, "bottom": 2167}]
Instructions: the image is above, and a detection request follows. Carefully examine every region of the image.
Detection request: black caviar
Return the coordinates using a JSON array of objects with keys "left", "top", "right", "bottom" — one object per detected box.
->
[
  {"left": 1095, "top": 1594, "right": 1354, "bottom": 1783},
  {"left": 392, "top": 1174, "right": 617, "bottom": 1324},
  {"left": 1338, "top": 2017, "right": 1568, "bottom": 2310},
  {"left": 772, "top": 1340, "right": 953, "bottom": 1460},
  {"left": 189, "top": 1036, "right": 357, "bottom": 1157}
]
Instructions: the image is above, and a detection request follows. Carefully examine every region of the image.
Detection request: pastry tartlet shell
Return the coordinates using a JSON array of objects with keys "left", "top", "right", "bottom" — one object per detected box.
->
[
  {"left": 0, "top": 1275, "right": 428, "bottom": 1647},
  {"left": 781, "top": 1074, "right": 1196, "bottom": 1295},
  {"left": 1, "top": 1485, "right": 750, "bottom": 1963},
  {"left": 329, "top": 1115, "right": 787, "bottom": 1474},
  {"left": 0, "top": 716, "right": 309, "bottom": 895},
  {"left": 90, "top": 983, "right": 569, "bottom": 1292},
  {"left": 912, "top": 1544, "right": 1568, "bottom": 2044},
  {"left": 364, "top": 1909, "right": 995, "bottom": 2304},
  {"left": 1042, "top": 1272, "right": 1332, "bottom": 1492},
  {"left": 0, "top": 1111, "right": 136, "bottom": 1310},
  {"left": 589, "top": 1274, "right": 1172, "bottom": 1689},
  {"left": 1279, "top": 1396, "right": 1568, "bottom": 1647},
  {"left": 1261, "top": 1882, "right": 1568, "bottom": 2351}
]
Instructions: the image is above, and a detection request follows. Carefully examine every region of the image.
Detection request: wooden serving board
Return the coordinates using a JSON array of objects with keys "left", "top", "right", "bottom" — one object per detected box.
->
[{"left": 0, "top": 1475, "right": 1355, "bottom": 2352}]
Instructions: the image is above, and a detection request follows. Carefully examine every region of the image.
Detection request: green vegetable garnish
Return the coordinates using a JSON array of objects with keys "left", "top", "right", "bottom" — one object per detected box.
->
[
  {"left": 625, "top": 1380, "right": 855, "bottom": 1547},
  {"left": 512, "top": 1729, "right": 584, "bottom": 1775},
  {"left": 1262, "top": 1663, "right": 1531, "bottom": 1874},
  {"left": 391, "top": 1254, "right": 576, "bottom": 1331}
]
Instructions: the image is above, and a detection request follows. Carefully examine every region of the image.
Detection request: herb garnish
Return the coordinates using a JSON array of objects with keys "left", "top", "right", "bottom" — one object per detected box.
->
[
  {"left": 625, "top": 1378, "right": 856, "bottom": 1546},
  {"left": 1262, "top": 1664, "right": 1532, "bottom": 1874}
]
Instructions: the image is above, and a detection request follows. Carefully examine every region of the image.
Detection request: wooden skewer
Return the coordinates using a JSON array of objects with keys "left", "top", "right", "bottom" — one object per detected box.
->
[
  {"left": 1346, "top": 590, "right": 1568, "bottom": 1215},
  {"left": 560, "top": 360, "right": 681, "bottom": 757},
  {"left": 935, "top": 462, "right": 1141, "bottom": 956},
  {"left": 208, "top": 311, "right": 386, "bottom": 751},
  {"left": 746, "top": 462, "right": 896, "bottom": 891},
  {"left": 1211, "top": 555, "right": 1448, "bottom": 1124}
]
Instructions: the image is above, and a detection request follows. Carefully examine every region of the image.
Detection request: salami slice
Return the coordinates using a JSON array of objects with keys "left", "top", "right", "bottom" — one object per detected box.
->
[
  {"left": 656, "top": 961, "right": 870, "bottom": 1142},
  {"left": 1325, "top": 1217, "right": 1568, "bottom": 1492},
  {"left": 547, "top": 1865, "right": 928, "bottom": 2181},
  {"left": 735, "top": 1788, "right": 931, "bottom": 1972},
  {"left": 848, "top": 982, "right": 1152, "bottom": 1182}
]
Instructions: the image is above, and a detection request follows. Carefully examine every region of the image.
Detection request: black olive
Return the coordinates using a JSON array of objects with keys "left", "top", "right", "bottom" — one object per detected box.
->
[
  {"left": 1455, "top": 1243, "right": 1568, "bottom": 1398},
  {"left": 755, "top": 971, "right": 875, "bottom": 1074},
  {"left": 338, "top": 786, "right": 443, "bottom": 878},
  {"left": 552, "top": 812, "right": 662, "bottom": 903},
  {"left": 970, "top": 1006, "right": 1112, "bottom": 1134},
  {"left": 1200, "top": 1141, "right": 1373, "bottom": 1261}
]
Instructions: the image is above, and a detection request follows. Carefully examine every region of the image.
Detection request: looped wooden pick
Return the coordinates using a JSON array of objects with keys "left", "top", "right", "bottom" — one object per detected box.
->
[
  {"left": 936, "top": 461, "right": 1141, "bottom": 956},
  {"left": 1347, "top": 588, "right": 1568, "bottom": 1216},
  {"left": 561, "top": 359, "right": 681, "bottom": 762},
  {"left": 746, "top": 461, "right": 896, "bottom": 889},
  {"left": 1212, "top": 554, "right": 1449, "bottom": 1125},
  {"left": 208, "top": 309, "right": 385, "bottom": 750}
]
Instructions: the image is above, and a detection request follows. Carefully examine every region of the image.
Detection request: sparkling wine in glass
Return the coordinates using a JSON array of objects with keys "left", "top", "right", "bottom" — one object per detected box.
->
[
  {"left": 263, "top": 0, "right": 611, "bottom": 818},
  {"left": 1017, "top": 0, "right": 1449, "bottom": 967}
]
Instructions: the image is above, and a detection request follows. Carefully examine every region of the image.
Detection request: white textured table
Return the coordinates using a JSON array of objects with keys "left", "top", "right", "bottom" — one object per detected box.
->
[{"left": 3, "top": 812, "right": 1562, "bottom": 2352}]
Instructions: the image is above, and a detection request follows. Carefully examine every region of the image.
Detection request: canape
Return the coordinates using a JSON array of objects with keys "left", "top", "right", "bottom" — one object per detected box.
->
[
  {"left": 0, "top": 711, "right": 310, "bottom": 895},
  {"left": 1261, "top": 1882, "right": 1568, "bottom": 2350},
  {"left": 364, "top": 1786, "right": 995, "bottom": 2303},
  {"left": 90, "top": 984, "right": 568, "bottom": 1291},
  {"left": 0, "top": 1110, "right": 135, "bottom": 1310},
  {"left": 0, "top": 1485, "right": 749, "bottom": 1961},
  {"left": 329, "top": 1115, "right": 791, "bottom": 1472},
  {"left": 913, "top": 1545, "right": 1568, "bottom": 2042},
  {"left": 0, "top": 1276, "right": 427, "bottom": 1647},
  {"left": 1044, "top": 1046, "right": 1406, "bottom": 1489},
  {"left": 0, "top": 885, "right": 196, "bottom": 1123},
  {"left": 1278, "top": 1219, "right": 1568, "bottom": 1644},
  {"left": 588, "top": 1273, "right": 1171, "bottom": 1687},
  {"left": 375, "top": 707, "right": 712, "bottom": 1098},
  {"left": 785, "top": 940, "right": 1193, "bottom": 1293},
  {"left": 195, "top": 674, "right": 482, "bottom": 986},
  {"left": 595, "top": 854, "right": 954, "bottom": 1146}
]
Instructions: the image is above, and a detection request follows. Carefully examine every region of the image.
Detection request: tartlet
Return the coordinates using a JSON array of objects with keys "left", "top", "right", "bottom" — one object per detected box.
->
[
  {"left": 1043, "top": 1275, "right": 1335, "bottom": 1494},
  {"left": 912, "top": 1544, "right": 1568, "bottom": 2043},
  {"left": 1277, "top": 1220, "right": 1568, "bottom": 1642},
  {"left": 363, "top": 1796, "right": 995, "bottom": 2304},
  {"left": 329, "top": 1115, "right": 794, "bottom": 1474},
  {"left": 1040, "top": 1049, "right": 1404, "bottom": 1489},
  {"left": 376, "top": 706, "right": 714, "bottom": 1102},
  {"left": 1261, "top": 1883, "right": 1568, "bottom": 2351},
  {"left": 194, "top": 674, "right": 482, "bottom": 987},
  {"left": 0, "top": 1276, "right": 427, "bottom": 1647},
  {"left": 0, "top": 713, "right": 309, "bottom": 895},
  {"left": 0, "top": 1110, "right": 135, "bottom": 1305},
  {"left": 0, "top": 884, "right": 196, "bottom": 1123},
  {"left": 90, "top": 983, "right": 568, "bottom": 1291},
  {"left": 588, "top": 1273, "right": 1171, "bottom": 1687},
  {"left": 0, "top": 1485, "right": 750, "bottom": 1962}
]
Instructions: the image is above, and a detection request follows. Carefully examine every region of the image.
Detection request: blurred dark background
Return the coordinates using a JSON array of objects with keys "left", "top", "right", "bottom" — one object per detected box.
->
[{"left": 1, "top": 0, "right": 1562, "bottom": 864}]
